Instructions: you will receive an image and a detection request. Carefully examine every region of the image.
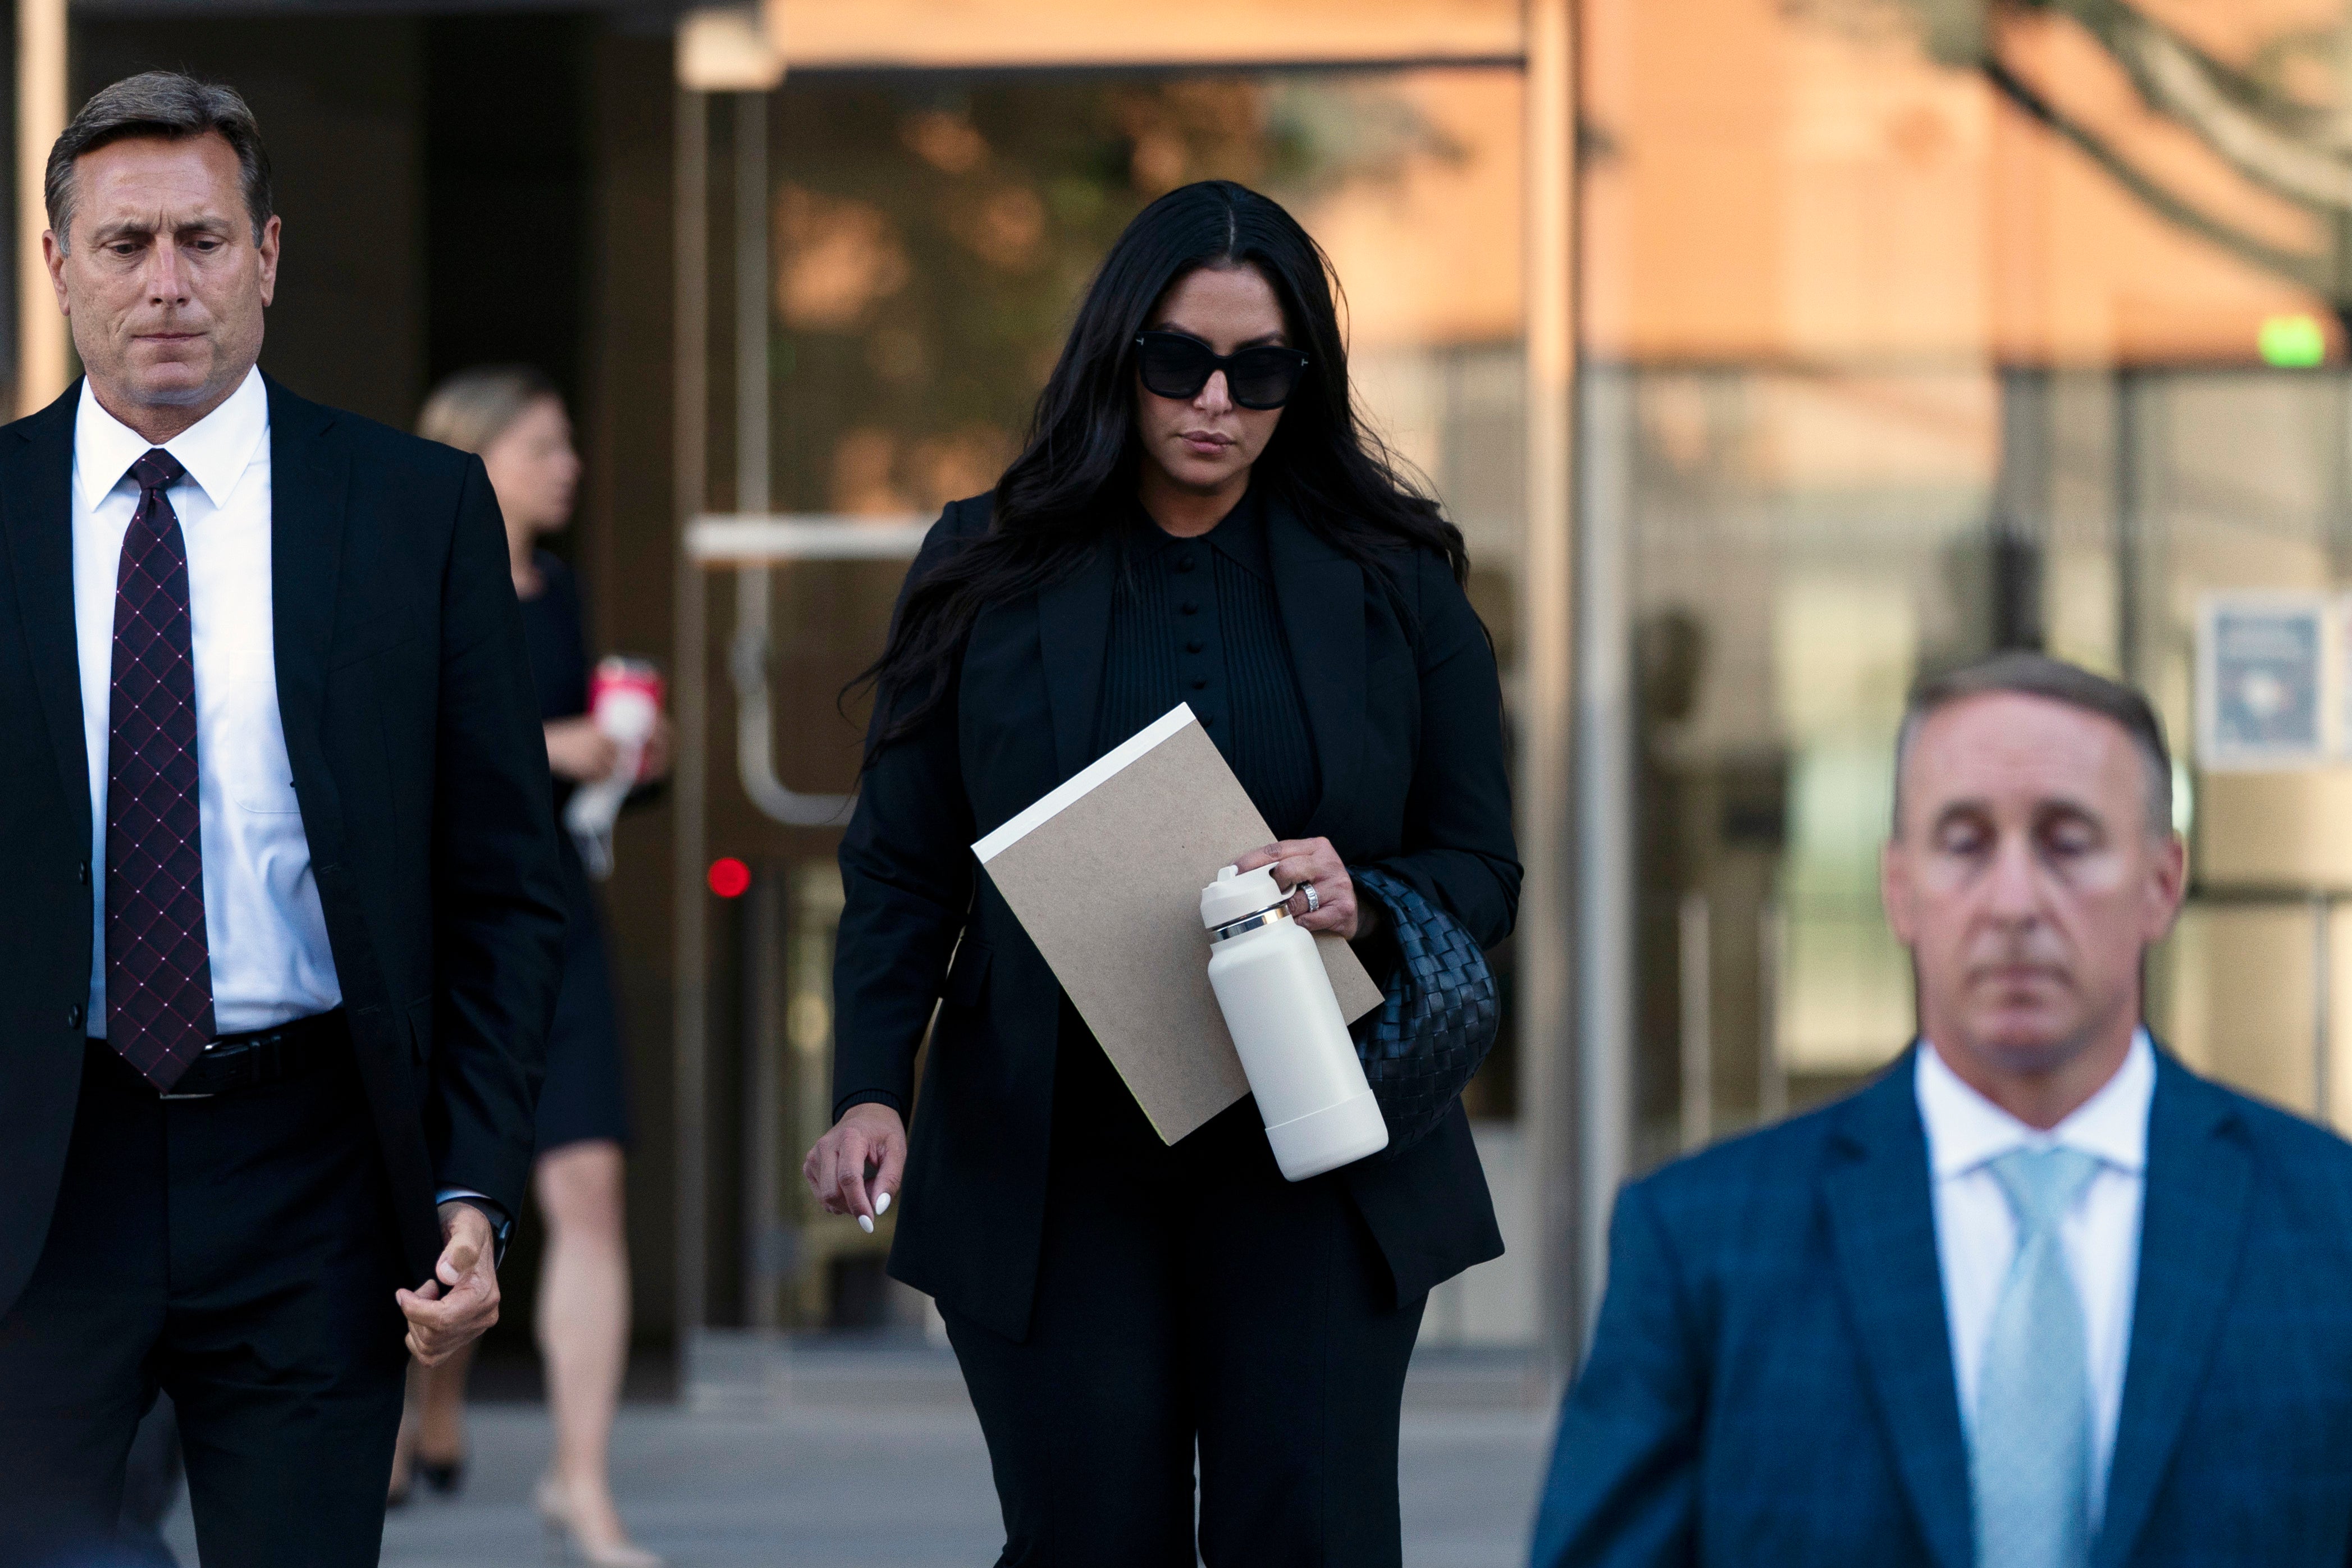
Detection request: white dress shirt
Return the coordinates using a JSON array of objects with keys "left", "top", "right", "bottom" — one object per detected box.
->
[
  {"left": 1916, "top": 1030, "right": 2152, "bottom": 1525},
  {"left": 74, "top": 368, "right": 342, "bottom": 1035}
]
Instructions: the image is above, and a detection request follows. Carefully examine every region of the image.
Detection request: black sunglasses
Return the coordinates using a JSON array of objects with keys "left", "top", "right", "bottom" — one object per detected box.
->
[{"left": 1134, "top": 331, "right": 1311, "bottom": 410}]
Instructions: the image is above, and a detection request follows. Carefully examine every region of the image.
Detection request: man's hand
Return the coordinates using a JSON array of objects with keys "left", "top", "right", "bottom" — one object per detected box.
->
[
  {"left": 398, "top": 1201, "right": 501, "bottom": 1365},
  {"left": 803, "top": 1103, "right": 907, "bottom": 1232}
]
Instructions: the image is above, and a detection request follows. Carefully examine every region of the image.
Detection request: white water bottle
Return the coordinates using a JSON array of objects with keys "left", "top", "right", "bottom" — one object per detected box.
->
[{"left": 1200, "top": 863, "right": 1389, "bottom": 1181}]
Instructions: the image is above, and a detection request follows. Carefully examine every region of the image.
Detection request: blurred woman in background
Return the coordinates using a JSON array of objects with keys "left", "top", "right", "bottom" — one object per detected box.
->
[{"left": 394, "top": 367, "right": 668, "bottom": 1568}]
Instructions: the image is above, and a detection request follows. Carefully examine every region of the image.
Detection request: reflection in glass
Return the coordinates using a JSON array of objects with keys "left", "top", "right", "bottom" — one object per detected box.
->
[{"left": 1591, "top": 0, "right": 2352, "bottom": 1162}]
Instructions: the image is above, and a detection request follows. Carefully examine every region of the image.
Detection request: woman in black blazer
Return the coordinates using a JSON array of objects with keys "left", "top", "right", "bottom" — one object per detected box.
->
[{"left": 802, "top": 180, "right": 1519, "bottom": 1567}]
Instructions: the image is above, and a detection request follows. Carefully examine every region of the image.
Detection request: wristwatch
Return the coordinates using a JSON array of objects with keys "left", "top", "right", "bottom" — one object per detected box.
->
[{"left": 436, "top": 1192, "right": 514, "bottom": 1268}]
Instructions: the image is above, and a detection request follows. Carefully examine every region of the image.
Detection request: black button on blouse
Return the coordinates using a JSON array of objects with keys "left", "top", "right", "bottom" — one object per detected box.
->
[{"left": 1094, "top": 488, "right": 1321, "bottom": 842}]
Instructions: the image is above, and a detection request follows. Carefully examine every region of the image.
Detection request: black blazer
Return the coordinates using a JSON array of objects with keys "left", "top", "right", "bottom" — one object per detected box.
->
[
  {"left": 833, "top": 492, "right": 1520, "bottom": 1341},
  {"left": 0, "top": 377, "right": 568, "bottom": 1311}
]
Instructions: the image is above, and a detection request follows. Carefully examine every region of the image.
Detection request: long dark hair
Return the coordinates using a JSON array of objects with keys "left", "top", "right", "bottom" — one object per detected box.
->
[{"left": 857, "top": 179, "right": 1468, "bottom": 747}]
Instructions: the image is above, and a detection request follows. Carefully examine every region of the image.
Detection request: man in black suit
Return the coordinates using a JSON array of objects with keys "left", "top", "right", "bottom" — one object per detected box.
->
[{"left": 0, "top": 72, "right": 566, "bottom": 1565}]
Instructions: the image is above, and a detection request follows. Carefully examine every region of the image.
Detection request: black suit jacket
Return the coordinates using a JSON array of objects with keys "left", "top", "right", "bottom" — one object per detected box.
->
[
  {"left": 833, "top": 492, "right": 1520, "bottom": 1341},
  {"left": 0, "top": 376, "right": 567, "bottom": 1311}
]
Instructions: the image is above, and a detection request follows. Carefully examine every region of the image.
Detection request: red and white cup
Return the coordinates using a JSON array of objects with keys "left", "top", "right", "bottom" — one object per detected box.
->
[
  {"left": 589, "top": 656, "right": 665, "bottom": 772},
  {"left": 568, "top": 656, "right": 666, "bottom": 877}
]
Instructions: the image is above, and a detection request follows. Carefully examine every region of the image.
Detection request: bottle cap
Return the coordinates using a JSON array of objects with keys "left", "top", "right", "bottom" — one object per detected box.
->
[{"left": 1200, "top": 862, "right": 1287, "bottom": 930}]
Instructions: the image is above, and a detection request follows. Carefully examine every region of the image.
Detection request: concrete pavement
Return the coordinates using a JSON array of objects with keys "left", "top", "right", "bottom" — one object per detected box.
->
[{"left": 158, "top": 1346, "right": 1556, "bottom": 1566}]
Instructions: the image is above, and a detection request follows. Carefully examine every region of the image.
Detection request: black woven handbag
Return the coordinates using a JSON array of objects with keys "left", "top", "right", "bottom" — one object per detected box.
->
[{"left": 1348, "top": 866, "right": 1500, "bottom": 1151}]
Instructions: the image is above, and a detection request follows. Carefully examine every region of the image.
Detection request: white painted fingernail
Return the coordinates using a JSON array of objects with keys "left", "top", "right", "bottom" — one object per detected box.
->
[
  {"left": 875, "top": 1192, "right": 891, "bottom": 1216},
  {"left": 857, "top": 1213, "right": 875, "bottom": 1234}
]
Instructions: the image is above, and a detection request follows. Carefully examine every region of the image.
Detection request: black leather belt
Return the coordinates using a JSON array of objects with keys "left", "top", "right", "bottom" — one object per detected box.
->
[{"left": 86, "top": 1009, "right": 350, "bottom": 1098}]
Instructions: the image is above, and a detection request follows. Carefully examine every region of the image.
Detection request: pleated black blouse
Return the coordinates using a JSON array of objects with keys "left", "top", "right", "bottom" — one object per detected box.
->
[
  {"left": 1058, "top": 488, "right": 1325, "bottom": 1163},
  {"left": 1092, "top": 488, "right": 1321, "bottom": 840}
]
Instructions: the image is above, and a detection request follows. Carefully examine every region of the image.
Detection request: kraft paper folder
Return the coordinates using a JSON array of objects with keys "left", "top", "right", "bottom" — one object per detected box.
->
[{"left": 972, "top": 703, "right": 1383, "bottom": 1144}]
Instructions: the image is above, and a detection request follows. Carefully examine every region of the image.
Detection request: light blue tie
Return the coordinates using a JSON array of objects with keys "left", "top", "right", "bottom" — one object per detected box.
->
[{"left": 1971, "top": 1145, "right": 2101, "bottom": 1568}]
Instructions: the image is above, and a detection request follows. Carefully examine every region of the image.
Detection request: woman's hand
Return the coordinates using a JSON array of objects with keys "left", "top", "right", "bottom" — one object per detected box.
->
[
  {"left": 803, "top": 1103, "right": 907, "bottom": 1231},
  {"left": 545, "top": 715, "right": 619, "bottom": 783},
  {"left": 1233, "top": 838, "right": 1360, "bottom": 941}
]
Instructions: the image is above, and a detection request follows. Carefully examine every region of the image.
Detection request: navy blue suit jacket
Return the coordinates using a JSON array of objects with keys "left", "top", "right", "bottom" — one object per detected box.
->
[{"left": 1533, "top": 1046, "right": 2352, "bottom": 1567}]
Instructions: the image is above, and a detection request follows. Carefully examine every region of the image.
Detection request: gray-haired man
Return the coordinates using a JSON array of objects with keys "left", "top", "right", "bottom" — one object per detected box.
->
[
  {"left": 1533, "top": 652, "right": 2352, "bottom": 1566},
  {"left": 0, "top": 72, "right": 565, "bottom": 1565}
]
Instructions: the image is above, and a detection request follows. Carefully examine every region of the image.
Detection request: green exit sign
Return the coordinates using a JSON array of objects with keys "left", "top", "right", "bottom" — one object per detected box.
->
[{"left": 2260, "top": 314, "right": 2327, "bottom": 368}]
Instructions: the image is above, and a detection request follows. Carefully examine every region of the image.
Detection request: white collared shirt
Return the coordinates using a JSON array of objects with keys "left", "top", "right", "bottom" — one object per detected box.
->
[
  {"left": 1916, "top": 1030, "right": 2152, "bottom": 1525},
  {"left": 73, "top": 368, "right": 342, "bottom": 1034}
]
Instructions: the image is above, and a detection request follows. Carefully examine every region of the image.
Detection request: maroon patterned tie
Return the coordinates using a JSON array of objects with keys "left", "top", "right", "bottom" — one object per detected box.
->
[{"left": 106, "top": 447, "right": 215, "bottom": 1090}]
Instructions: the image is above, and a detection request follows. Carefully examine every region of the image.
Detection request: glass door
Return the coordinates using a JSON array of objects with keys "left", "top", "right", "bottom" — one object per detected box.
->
[{"left": 677, "top": 46, "right": 1542, "bottom": 1343}]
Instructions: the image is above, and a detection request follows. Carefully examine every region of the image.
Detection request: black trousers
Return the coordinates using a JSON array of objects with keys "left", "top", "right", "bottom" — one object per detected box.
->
[
  {"left": 115, "top": 1395, "right": 184, "bottom": 1566},
  {"left": 0, "top": 1040, "right": 410, "bottom": 1567},
  {"left": 940, "top": 1027, "right": 1429, "bottom": 1568}
]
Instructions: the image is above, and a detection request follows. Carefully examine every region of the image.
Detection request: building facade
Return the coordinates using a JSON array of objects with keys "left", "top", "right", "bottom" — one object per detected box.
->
[{"left": 20, "top": 0, "right": 2352, "bottom": 1380}]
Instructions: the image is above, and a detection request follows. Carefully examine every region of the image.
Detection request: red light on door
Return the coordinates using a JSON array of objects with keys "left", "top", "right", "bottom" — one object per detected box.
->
[{"left": 706, "top": 857, "right": 752, "bottom": 898}]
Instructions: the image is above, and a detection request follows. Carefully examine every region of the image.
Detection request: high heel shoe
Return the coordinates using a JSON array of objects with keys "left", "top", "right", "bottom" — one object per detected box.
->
[
  {"left": 414, "top": 1452, "right": 466, "bottom": 1497},
  {"left": 535, "top": 1475, "right": 666, "bottom": 1568}
]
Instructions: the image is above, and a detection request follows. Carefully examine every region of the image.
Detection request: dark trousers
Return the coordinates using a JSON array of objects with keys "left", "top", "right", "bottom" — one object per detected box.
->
[
  {"left": 0, "top": 1041, "right": 409, "bottom": 1567},
  {"left": 115, "top": 1395, "right": 184, "bottom": 1566},
  {"left": 940, "top": 1032, "right": 1428, "bottom": 1568}
]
